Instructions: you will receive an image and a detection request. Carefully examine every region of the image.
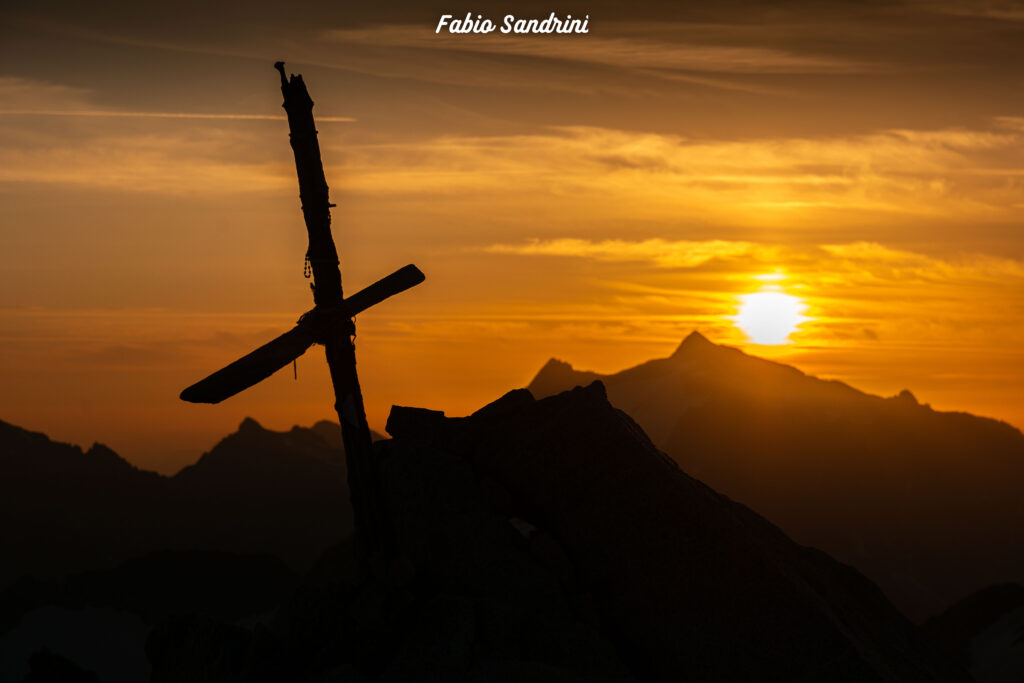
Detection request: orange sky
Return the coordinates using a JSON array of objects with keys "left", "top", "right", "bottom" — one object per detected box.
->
[{"left": 2, "top": 1, "right": 1024, "bottom": 472}]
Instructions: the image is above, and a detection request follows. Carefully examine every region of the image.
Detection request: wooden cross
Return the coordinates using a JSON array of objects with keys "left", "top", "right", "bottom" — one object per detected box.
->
[{"left": 180, "top": 62, "right": 425, "bottom": 565}]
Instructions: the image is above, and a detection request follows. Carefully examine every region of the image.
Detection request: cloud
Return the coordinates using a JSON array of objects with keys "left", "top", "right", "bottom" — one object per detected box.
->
[
  {"left": 0, "top": 307, "right": 304, "bottom": 371},
  {"left": 0, "top": 77, "right": 94, "bottom": 111},
  {"left": 0, "top": 78, "right": 295, "bottom": 193},
  {"left": 480, "top": 238, "right": 1024, "bottom": 324},
  {"left": 483, "top": 238, "right": 757, "bottom": 268},
  {"left": 330, "top": 123, "right": 1024, "bottom": 227},
  {"left": 995, "top": 116, "right": 1024, "bottom": 132},
  {"left": 5, "top": 74, "right": 1024, "bottom": 230},
  {"left": 0, "top": 130, "right": 292, "bottom": 194},
  {"left": 0, "top": 77, "right": 355, "bottom": 122},
  {"left": 818, "top": 241, "right": 1024, "bottom": 287},
  {"left": 483, "top": 237, "right": 1024, "bottom": 277},
  {"left": 325, "top": 25, "right": 871, "bottom": 75},
  {"left": 7, "top": 111, "right": 1024, "bottom": 218},
  {"left": 0, "top": 110, "right": 354, "bottom": 122}
]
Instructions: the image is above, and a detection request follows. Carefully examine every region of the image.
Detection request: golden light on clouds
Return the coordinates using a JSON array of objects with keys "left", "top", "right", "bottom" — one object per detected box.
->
[{"left": 6, "top": 1, "right": 1024, "bottom": 470}]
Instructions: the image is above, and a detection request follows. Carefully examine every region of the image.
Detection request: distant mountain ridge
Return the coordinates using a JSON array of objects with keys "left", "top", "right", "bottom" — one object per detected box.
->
[
  {"left": 527, "top": 331, "right": 1024, "bottom": 620},
  {"left": 0, "top": 417, "right": 357, "bottom": 590}
]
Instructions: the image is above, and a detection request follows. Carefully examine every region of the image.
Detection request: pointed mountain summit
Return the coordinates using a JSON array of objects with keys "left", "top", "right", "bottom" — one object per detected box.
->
[
  {"left": 528, "top": 357, "right": 600, "bottom": 400},
  {"left": 669, "top": 329, "right": 716, "bottom": 357},
  {"left": 526, "top": 332, "right": 1024, "bottom": 620}
]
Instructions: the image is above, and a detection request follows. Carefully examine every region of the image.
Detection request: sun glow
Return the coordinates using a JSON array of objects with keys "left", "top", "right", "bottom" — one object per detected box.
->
[{"left": 733, "top": 287, "right": 809, "bottom": 345}]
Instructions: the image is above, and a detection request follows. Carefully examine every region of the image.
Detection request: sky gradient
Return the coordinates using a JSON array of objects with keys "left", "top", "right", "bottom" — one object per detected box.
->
[{"left": 3, "top": 0, "right": 1024, "bottom": 472}]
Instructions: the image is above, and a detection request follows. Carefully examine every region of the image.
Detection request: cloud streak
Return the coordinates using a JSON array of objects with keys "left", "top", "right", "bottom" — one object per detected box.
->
[
  {"left": 0, "top": 110, "right": 355, "bottom": 122},
  {"left": 326, "top": 25, "right": 872, "bottom": 75},
  {"left": 483, "top": 238, "right": 757, "bottom": 268}
]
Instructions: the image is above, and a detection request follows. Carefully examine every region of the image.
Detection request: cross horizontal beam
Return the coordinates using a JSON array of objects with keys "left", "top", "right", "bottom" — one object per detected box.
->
[{"left": 180, "top": 264, "right": 424, "bottom": 404}]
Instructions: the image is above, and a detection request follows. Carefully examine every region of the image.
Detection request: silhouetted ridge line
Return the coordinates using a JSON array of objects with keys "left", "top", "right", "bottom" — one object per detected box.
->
[
  {"left": 0, "top": 417, "right": 354, "bottom": 590},
  {"left": 526, "top": 331, "right": 1024, "bottom": 620}
]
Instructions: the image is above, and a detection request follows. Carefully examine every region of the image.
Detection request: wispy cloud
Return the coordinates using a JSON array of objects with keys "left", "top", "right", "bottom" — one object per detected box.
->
[
  {"left": 0, "top": 77, "right": 299, "bottom": 193},
  {"left": 0, "top": 110, "right": 354, "bottom": 122},
  {"left": 0, "top": 130, "right": 292, "bottom": 193},
  {"left": 0, "top": 76, "right": 354, "bottom": 122},
  {"left": 7, "top": 113, "right": 1024, "bottom": 217},
  {"left": 483, "top": 238, "right": 758, "bottom": 268},
  {"left": 326, "top": 25, "right": 872, "bottom": 75},
  {"left": 480, "top": 238, "right": 1024, "bottom": 337},
  {"left": 818, "top": 242, "right": 1024, "bottom": 283},
  {"left": 482, "top": 238, "right": 1024, "bottom": 280},
  {"left": 328, "top": 123, "right": 1024, "bottom": 227}
]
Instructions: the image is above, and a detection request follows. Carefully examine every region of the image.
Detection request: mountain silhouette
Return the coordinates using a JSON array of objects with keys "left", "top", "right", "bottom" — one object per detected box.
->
[
  {"left": 144, "top": 383, "right": 965, "bottom": 682},
  {"left": 0, "top": 418, "right": 357, "bottom": 591},
  {"left": 527, "top": 331, "right": 1024, "bottom": 620},
  {"left": 2, "top": 385, "right": 969, "bottom": 681}
]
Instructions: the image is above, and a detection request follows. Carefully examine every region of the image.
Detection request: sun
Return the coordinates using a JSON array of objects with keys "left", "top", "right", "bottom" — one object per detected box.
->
[{"left": 733, "top": 288, "right": 809, "bottom": 345}]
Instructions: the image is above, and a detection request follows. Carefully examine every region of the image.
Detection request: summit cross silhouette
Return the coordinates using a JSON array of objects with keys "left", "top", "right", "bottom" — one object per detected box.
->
[{"left": 180, "top": 62, "right": 425, "bottom": 569}]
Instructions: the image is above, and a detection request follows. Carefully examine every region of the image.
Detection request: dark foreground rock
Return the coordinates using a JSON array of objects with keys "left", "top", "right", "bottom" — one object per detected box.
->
[
  {"left": 923, "top": 583, "right": 1024, "bottom": 683},
  {"left": 148, "top": 422, "right": 632, "bottom": 682},
  {"left": 384, "top": 382, "right": 967, "bottom": 682},
  {"left": 0, "top": 551, "right": 297, "bottom": 683},
  {"left": 145, "top": 382, "right": 966, "bottom": 682}
]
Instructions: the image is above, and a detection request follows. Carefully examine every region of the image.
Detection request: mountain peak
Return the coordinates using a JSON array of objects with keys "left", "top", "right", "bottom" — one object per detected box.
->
[
  {"left": 892, "top": 389, "right": 918, "bottom": 405},
  {"left": 84, "top": 442, "right": 133, "bottom": 469},
  {"left": 527, "top": 357, "right": 602, "bottom": 400},
  {"left": 238, "top": 417, "right": 264, "bottom": 433},
  {"left": 671, "top": 330, "right": 714, "bottom": 357},
  {"left": 539, "top": 357, "right": 575, "bottom": 374}
]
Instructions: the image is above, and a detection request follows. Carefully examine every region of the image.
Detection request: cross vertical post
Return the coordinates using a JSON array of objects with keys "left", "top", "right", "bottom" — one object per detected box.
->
[{"left": 274, "top": 62, "right": 385, "bottom": 565}]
